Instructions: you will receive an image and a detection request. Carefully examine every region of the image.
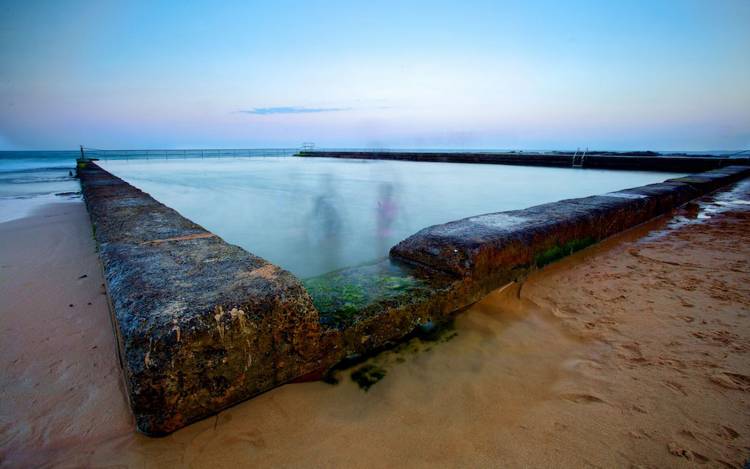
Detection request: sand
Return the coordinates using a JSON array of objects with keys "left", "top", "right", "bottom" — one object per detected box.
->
[
  {"left": 1, "top": 181, "right": 749, "bottom": 468},
  {"left": 0, "top": 202, "right": 133, "bottom": 466}
]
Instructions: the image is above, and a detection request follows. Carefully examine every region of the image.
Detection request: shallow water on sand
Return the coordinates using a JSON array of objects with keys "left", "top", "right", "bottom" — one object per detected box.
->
[
  {"left": 101, "top": 157, "right": 684, "bottom": 277},
  {"left": 0, "top": 152, "right": 81, "bottom": 222}
]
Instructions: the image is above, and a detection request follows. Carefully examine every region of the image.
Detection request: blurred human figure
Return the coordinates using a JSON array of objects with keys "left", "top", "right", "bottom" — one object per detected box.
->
[
  {"left": 308, "top": 174, "right": 343, "bottom": 273},
  {"left": 375, "top": 182, "right": 399, "bottom": 255}
]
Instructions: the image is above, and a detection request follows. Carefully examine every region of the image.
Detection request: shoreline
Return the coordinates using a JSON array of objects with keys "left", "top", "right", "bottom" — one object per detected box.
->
[
  {"left": 0, "top": 194, "right": 80, "bottom": 224},
  {"left": 1, "top": 179, "right": 749, "bottom": 466}
]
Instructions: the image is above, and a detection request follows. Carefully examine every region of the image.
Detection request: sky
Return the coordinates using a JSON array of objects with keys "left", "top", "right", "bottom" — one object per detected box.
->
[{"left": 0, "top": 0, "right": 749, "bottom": 151}]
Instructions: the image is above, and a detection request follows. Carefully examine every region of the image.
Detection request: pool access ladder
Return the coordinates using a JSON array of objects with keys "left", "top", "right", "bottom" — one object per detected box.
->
[{"left": 572, "top": 147, "right": 588, "bottom": 168}]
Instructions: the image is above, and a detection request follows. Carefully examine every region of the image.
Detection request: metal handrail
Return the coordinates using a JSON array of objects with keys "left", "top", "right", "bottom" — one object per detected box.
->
[
  {"left": 572, "top": 147, "right": 588, "bottom": 168},
  {"left": 81, "top": 147, "right": 298, "bottom": 161}
]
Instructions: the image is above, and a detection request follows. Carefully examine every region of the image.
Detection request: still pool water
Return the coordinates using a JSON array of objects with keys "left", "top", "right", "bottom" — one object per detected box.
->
[{"left": 100, "top": 157, "right": 684, "bottom": 278}]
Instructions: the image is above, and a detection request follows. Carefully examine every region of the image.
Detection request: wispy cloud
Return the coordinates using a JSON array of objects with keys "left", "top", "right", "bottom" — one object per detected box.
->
[{"left": 239, "top": 106, "right": 350, "bottom": 115}]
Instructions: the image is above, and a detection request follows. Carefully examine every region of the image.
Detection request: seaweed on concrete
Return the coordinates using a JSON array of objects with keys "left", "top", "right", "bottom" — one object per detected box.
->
[
  {"left": 303, "top": 259, "right": 437, "bottom": 329},
  {"left": 351, "top": 364, "right": 387, "bottom": 391},
  {"left": 323, "top": 318, "right": 458, "bottom": 387},
  {"left": 534, "top": 237, "right": 596, "bottom": 268}
]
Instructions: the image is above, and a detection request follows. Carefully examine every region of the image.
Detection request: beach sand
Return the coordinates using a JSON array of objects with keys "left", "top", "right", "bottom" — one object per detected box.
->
[{"left": 1, "top": 181, "right": 749, "bottom": 468}]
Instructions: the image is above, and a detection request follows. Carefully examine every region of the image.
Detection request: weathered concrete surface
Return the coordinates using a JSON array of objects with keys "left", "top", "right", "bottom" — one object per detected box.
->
[
  {"left": 80, "top": 158, "right": 749, "bottom": 436},
  {"left": 303, "top": 259, "right": 478, "bottom": 362},
  {"left": 300, "top": 150, "right": 750, "bottom": 172},
  {"left": 78, "top": 162, "right": 327, "bottom": 435},
  {"left": 391, "top": 166, "right": 750, "bottom": 281},
  {"left": 309, "top": 165, "right": 748, "bottom": 363},
  {"left": 301, "top": 167, "right": 748, "bottom": 364}
]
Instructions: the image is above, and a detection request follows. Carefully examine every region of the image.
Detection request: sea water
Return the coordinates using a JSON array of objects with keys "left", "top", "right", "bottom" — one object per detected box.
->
[
  {"left": 0, "top": 151, "right": 81, "bottom": 223},
  {"left": 100, "top": 157, "right": 685, "bottom": 278}
]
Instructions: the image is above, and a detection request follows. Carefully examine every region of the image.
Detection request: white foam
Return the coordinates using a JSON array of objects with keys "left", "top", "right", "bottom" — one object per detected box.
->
[
  {"left": 468, "top": 213, "right": 527, "bottom": 229},
  {"left": 603, "top": 192, "right": 647, "bottom": 200},
  {"left": 0, "top": 194, "right": 79, "bottom": 224}
]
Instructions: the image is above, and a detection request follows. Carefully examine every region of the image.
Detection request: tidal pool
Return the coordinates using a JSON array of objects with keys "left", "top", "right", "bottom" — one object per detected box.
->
[{"left": 100, "top": 157, "right": 684, "bottom": 278}]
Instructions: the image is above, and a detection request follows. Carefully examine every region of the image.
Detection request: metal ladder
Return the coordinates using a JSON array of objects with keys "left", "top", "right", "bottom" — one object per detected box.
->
[{"left": 572, "top": 147, "right": 587, "bottom": 168}]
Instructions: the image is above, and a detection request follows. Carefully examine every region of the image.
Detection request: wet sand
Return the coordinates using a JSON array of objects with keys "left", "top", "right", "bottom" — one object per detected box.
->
[
  {"left": 1, "top": 181, "right": 749, "bottom": 468},
  {"left": 0, "top": 202, "right": 133, "bottom": 466}
]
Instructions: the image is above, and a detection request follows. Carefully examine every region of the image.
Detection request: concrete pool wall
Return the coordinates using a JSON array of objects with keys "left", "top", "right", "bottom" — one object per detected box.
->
[
  {"left": 77, "top": 157, "right": 750, "bottom": 435},
  {"left": 298, "top": 150, "right": 750, "bottom": 172}
]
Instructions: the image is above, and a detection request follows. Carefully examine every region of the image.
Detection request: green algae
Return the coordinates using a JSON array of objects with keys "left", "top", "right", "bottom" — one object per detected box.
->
[
  {"left": 303, "top": 260, "right": 435, "bottom": 328},
  {"left": 534, "top": 237, "right": 596, "bottom": 268},
  {"left": 303, "top": 276, "right": 369, "bottom": 319},
  {"left": 351, "top": 364, "right": 387, "bottom": 391},
  {"left": 322, "top": 318, "right": 458, "bottom": 389}
]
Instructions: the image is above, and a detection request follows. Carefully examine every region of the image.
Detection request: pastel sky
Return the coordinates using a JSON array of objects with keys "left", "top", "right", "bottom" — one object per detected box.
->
[{"left": 1, "top": 0, "right": 749, "bottom": 151}]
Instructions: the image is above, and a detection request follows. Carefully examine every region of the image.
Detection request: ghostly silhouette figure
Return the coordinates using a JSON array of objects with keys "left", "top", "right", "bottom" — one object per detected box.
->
[
  {"left": 375, "top": 182, "right": 399, "bottom": 256},
  {"left": 308, "top": 174, "right": 343, "bottom": 273}
]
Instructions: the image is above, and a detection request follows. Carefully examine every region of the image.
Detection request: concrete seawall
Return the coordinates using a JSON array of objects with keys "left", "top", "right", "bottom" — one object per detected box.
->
[
  {"left": 391, "top": 167, "right": 750, "bottom": 280},
  {"left": 299, "top": 150, "right": 750, "bottom": 172},
  {"left": 78, "top": 159, "right": 750, "bottom": 435},
  {"left": 78, "top": 163, "right": 326, "bottom": 435}
]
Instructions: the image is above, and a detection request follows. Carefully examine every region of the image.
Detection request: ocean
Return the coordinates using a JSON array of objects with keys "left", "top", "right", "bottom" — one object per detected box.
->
[{"left": 0, "top": 151, "right": 82, "bottom": 223}]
